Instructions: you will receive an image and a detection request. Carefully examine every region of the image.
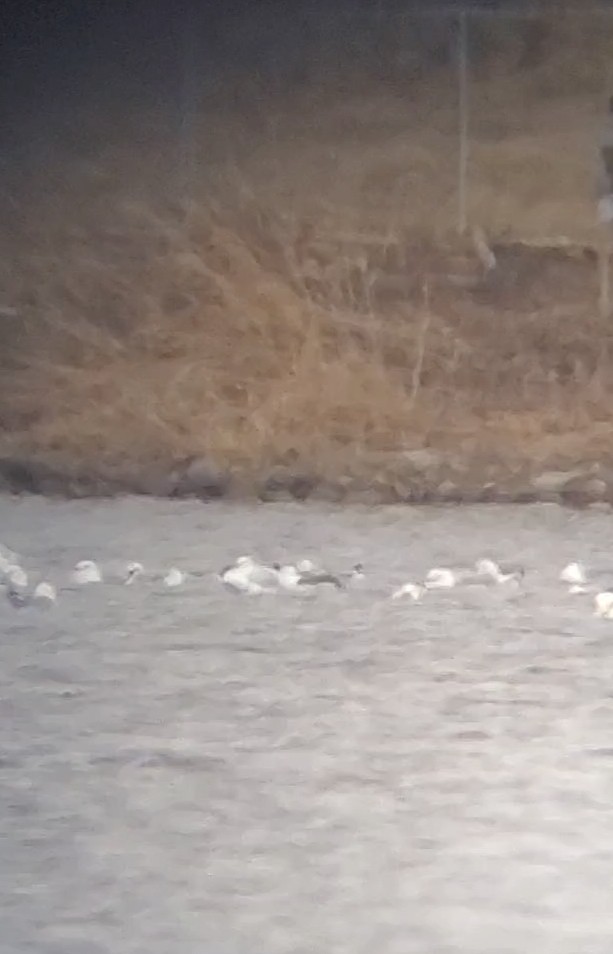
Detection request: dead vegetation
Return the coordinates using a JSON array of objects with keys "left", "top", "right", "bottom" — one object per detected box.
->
[{"left": 2, "top": 11, "right": 613, "bottom": 488}]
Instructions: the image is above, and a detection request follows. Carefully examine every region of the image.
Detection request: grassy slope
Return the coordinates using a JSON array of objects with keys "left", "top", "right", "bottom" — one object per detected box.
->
[{"left": 2, "top": 11, "right": 613, "bottom": 484}]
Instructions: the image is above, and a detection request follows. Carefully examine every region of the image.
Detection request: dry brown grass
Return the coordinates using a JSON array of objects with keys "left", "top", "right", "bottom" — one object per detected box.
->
[{"left": 3, "top": 16, "right": 613, "bottom": 485}]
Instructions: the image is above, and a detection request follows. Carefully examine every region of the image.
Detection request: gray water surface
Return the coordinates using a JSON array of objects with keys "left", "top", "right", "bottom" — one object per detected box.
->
[{"left": 2, "top": 496, "right": 613, "bottom": 954}]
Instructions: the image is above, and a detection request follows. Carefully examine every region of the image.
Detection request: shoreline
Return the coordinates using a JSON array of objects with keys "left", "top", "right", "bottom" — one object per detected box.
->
[{"left": 1, "top": 453, "right": 611, "bottom": 510}]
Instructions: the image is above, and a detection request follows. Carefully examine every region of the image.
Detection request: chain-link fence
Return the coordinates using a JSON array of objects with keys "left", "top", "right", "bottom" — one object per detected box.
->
[
  {"left": 173, "top": 2, "right": 613, "bottom": 252},
  {"left": 11, "top": 2, "right": 611, "bottom": 255}
]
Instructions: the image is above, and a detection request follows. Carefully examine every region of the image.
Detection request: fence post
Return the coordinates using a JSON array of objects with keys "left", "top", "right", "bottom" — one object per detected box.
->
[
  {"left": 598, "top": 221, "right": 611, "bottom": 318},
  {"left": 598, "top": 97, "right": 613, "bottom": 317},
  {"left": 457, "top": 9, "right": 469, "bottom": 235},
  {"left": 177, "top": 5, "right": 198, "bottom": 206}
]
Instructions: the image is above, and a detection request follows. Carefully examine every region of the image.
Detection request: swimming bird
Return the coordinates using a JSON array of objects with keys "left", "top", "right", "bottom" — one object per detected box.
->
[
  {"left": 296, "top": 559, "right": 320, "bottom": 574},
  {"left": 124, "top": 562, "right": 144, "bottom": 585},
  {"left": 277, "top": 565, "right": 305, "bottom": 590},
  {"left": 5, "top": 586, "right": 27, "bottom": 608},
  {"left": 391, "top": 582, "right": 425, "bottom": 601},
  {"left": 560, "top": 562, "right": 587, "bottom": 586},
  {"left": 301, "top": 566, "right": 344, "bottom": 589},
  {"left": 298, "top": 557, "right": 356, "bottom": 586},
  {"left": 343, "top": 562, "right": 365, "bottom": 583},
  {"left": 4, "top": 564, "right": 28, "bottom": 589},
  {"left": 568, "top": 584, "right": 590, "bottom": 595},
  {"left": 424, "top": 568, "right": 458, "bottom": 589},
  {"left": 219, "top": 556, "right": 280, "bottom": 595},
  {"left": 33, "top": 581, "right": 57, "bottom": 604},
  {"left": 594, "top": 590, "right": 613, "bottom": 618},
  {"left": 278, "top": 564, "right": 343, "bottom": 590},
  {"left": 475, "top": 558, "right": 524, "bottom": 584},
  {"left": 72, "top": 560, "right": 102, "bottom": 585},
  {"left": 2, "top": 563, "right": 28, "bottom": 607},
  {"left": 163, "top": 567, "right": 186, "bottom": 588}
]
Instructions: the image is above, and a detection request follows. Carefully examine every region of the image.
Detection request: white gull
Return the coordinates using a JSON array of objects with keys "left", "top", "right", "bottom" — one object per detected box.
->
[
  {"left": 474, "top": 559, "right": 524, "bottom": 585},
  {"left": 124, "top": 562, "right": 145, "bottom": 585},
  {"left": 219, "top": 556, "right": 280, "bottom": 595},
  {"left": 594, "top": 591, "right": 613, "bottom": 618},
  {"left": 72, "top": 560, "right": 102, "bottom": 585},
  {"left": 424, "top": 567, "right": 459, "bottom": 589},
  {"left": 4, "top": 564, "right": 28, "bottom": 589},
  {"left": 163, "top": 567, "right": 186, "bottom": 588},
  {"left": 33, "top": 581, "right": 57, "bottom": 604},
  {"left": 391, "top": 582, "right": 425, "bottom": 601},
  {"left": 560, "top": 562, "right": 587, "bottom": 587},
  {"left": 560, "top": 563, "right": 613, "bottom": 596}
]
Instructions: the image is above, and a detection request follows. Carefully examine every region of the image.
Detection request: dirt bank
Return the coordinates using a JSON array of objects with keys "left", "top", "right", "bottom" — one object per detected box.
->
[{"left": 2, "top": 28, "right": 612, "bottom": 493}]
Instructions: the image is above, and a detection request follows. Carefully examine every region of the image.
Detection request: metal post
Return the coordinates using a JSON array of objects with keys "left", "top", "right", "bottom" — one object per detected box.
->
[
  {"left": 597, "top": 98, "right": 613, "bottom": 317},
  {"left": 457, "top": 9, "right": 469, "bottom": 235},
  {"left": 178, "top": 5, "right": 198, "bottom": 206},
  {"left": 599, "top": 224, "right": 611, "bottom": 318}
]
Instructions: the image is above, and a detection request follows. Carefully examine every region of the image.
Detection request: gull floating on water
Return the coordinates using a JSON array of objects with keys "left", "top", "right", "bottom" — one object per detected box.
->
[
  {"left": 72, "top": 560, "right": 102, "bottom": 585},
  {"left": 4, "top": 564, "right": 28, "bottom": 589},
  {"left": 422, "top": 560, "right": 523, "bottom": 591},
  {"left": 559, "top": 562, "right": 612, "bottom": 596},
  {"left": 296, "top": 559, "right": 320, "bottom": 574},
  {"left": 163, "top": 567, "right": 186, "bottom": 588},
  {"left": 561, "top": 563, "right": 613, "bottom": 596},
  {"left": 219, "top": 556, "right": 280, "bottom": 595},
  {"left": 298, "top": 558, "right": 360, "bottom": 586},
  {"left": 277, "top": 564, "right": 343, "bottom": 591},
  {"left": 2, "top": 563, "right": 28, "bottom": 608},
  {"left": 594, "top": 590, "right": 613, "bottom": 618},
  {"left": 424, "top": 568, "right": 458, "bottom": 589},
  {"left": 560, "top": 562, "right": 587, "bottom": 586},
  {"left": 349, "top": 562, "right": 365, "bottom": 581},
  {"left": 474, "top": 559, "right": 524, "bottom": 585},
  {"left": 33, "top": 581, "right": 57, "bottom": 604},
  {"left": 4, "top": 578, "right": 57, "bottom": 609},
  {"left": 124, "top": 562, "right": 144, "bottom": 585},
  {"left": 340, "top": 562, "right": 365, "bottom": 584},
  {"left": 5, "top": 586, "right": 27, "bottom": 608},
  {"left": 392, "top": 582, "right": 425, "bottom": 601}
]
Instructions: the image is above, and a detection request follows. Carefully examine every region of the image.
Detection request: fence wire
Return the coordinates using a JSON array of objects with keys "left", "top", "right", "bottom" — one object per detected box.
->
[{"left": 174, "top": 4, "right": 613, "bottom": 245}]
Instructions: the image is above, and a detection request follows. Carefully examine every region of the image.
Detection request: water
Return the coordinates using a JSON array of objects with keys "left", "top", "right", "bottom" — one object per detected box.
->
[{"left": 2, "top": 496, "right": 613, "bottom": 954}]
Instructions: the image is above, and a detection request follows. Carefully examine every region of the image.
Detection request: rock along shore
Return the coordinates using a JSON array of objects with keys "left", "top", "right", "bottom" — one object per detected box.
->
[{"left": 0, "top": 451, "right": 612, "bottom": 510}]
